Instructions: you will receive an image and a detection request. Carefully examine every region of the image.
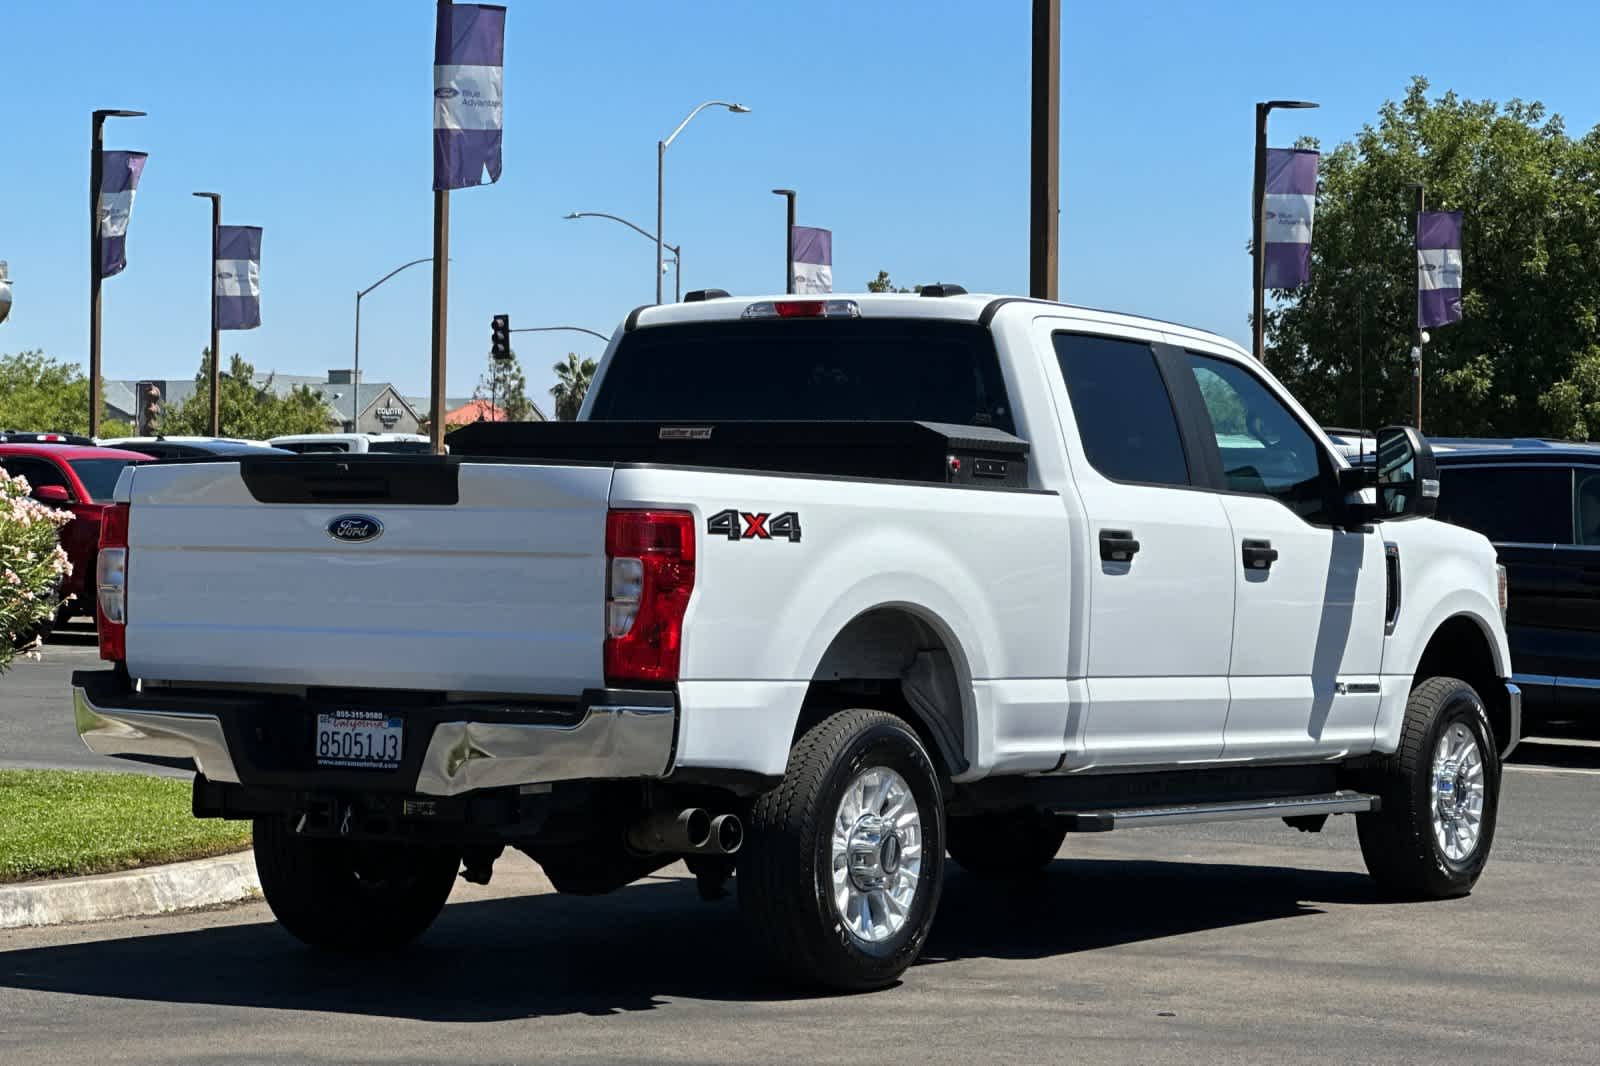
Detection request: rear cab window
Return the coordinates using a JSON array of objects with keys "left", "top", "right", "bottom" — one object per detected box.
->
[
  {"left": 586, "top": 319, "right": 1014, "bottom": 432},
  {"left": 1051, "top": 333, "right": 1189, "bottom": 486}
]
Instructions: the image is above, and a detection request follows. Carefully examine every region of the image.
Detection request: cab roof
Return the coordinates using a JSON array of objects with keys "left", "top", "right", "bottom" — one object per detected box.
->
[{"left": 0, "top": 442, "right": 152, "bottom": 461}]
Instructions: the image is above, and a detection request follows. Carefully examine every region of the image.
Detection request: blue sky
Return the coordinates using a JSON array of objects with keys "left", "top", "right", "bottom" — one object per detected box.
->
[{"left": 4, "top": 0, "right": 1599, "bottom": 410}]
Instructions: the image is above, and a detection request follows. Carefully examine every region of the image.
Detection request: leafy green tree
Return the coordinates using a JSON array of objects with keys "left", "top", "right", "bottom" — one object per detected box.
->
[
  {"left": 162, "top": 351, "right": 332, "bottom": 439},
  {"left": 473, "top": 348, "right": 536, "bottom": 421},
  {"left": 549, "top": 352, "right": 597, "bottom": 422},
  {"left": 0, "top": 351, "right": 130, "bottom": 436},
  {"left": 1269, "top": 77, "right": 1600, "bottom": 438},
  {"left": 866, "top": 271, "right": 916, "bottom": 294}
]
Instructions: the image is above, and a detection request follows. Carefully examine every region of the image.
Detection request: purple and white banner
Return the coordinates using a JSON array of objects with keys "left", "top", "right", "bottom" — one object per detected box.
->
[
  {"left": 1262, "top": 148, "right": 1318, "bottom": 290},
  {"left": 97, "top": 150, "right": 147, "bottom": 279},
  {"left": 215, "top": 225, "right": 262, "bottom": 331},
  {"left": 1417, "top": 211, "right": 1464, "bottom": 329},
  {"left": 433, "top": 3, "right": 506, "bottom": 191},
  {"left": 791, "top": 226, "right": 832, "bottom": 294}
]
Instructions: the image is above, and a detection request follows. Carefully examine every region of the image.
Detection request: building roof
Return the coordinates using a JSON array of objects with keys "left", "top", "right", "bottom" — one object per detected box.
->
[
  {"left": 325, "top": 383, "right": 418, "bottom": 424},
  {"left": 446, "top": 399, "right": 505, "bottom": 423}
]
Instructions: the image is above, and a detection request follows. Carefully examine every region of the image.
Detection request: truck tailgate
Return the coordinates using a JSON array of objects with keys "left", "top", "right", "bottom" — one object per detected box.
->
[{"left": 122, "top": 458, "right": 611, "bottom": 696}]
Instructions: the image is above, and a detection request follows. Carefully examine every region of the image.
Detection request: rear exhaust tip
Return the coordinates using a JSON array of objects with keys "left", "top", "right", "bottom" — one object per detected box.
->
[
  {"left": 710, "top": 813, "right": 742, "bottom": 855},
  {"left": 626, "top": 808, "right": 712, "bottom": 855}
]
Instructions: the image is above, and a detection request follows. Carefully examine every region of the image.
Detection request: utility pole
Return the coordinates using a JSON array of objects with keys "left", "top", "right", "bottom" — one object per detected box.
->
[
  {"left": 772, "top": 189, "right": 796, "bottom": 293},
  {"left": 88, "top": 108, "right": 144, "bottom": 438},
  {"left": 192, "top": 192, "right": 222, "bottom": 436},
  {"left": 1029, "top": 0, "right": 1060, "bottom": 301},
  {"left": 1251, "top": 100, "right": 1319, "bottom": 361},
  {"left": 1410, "top": 182, "right": 1426, "bottom": 431}
]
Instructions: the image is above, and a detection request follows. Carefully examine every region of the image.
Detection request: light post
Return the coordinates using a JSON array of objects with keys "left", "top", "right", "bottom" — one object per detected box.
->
[
  {"left": 1407, "top": 182, "right": 1427, "bottom": 430},
  {"left": 353, "top": 258, "right": 433, "bottom": 432},
  {"left": 656, "top": 100, "right": 749, "bottom": 304},
  {"left": 771, "top": 189, "right": 796, "bottom": 293},
  {"left": 1030, "top": 0, "right": 1060, "bottom": 301},
  {"left": 1252, "top": 99, "right": 1319, "bottom": 361},
  {"left": 509, "top": 325, "right": 608, "bottom": 341},
  {"left": 564, "top": 212, "right": 682, "bottom": 302},
  {"left": 191, "top": 192, "right": 222, "bottom": 436},
  {"left": 89, "top": 108, "right": 145, "bottom": 438}
]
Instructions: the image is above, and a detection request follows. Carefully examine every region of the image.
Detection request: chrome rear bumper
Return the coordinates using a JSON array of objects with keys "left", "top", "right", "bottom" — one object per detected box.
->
[{"left": 73, "top": 675, "right": 676, "bottom": 797}]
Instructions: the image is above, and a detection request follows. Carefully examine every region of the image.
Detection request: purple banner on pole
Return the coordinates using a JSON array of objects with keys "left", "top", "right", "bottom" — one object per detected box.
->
[
  {"left": 215, "top": 225, "right": 262, "bottom": 331},
  {"left": 433, "top": 3, "right": 506, "bottom": 191},
  {"left": 98, "top": 150, "right": 147, "bottom": 279},
  {"left": 1262, "top": 148, "right": 1318, "bottom": 290},
  {"left": 1417, "top": 210, "right": 1463, "bottom": 329},
  {"left": 791, "top": 226, "right": 832, "bottom": 294}
]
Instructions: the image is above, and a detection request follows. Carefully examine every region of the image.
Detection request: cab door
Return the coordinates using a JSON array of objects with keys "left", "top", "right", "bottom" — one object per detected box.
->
[
  {"left": 1177, "top": 344, "right": 1387, "bottom": 760},
  {"left": 1042, "top": 325, "right": 1237, "bottom": 768}
]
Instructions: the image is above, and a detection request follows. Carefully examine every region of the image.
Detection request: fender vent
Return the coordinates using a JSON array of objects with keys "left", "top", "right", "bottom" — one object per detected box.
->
[{"left": 1385, "top": 543, "right": 1401, "bottom": 634}]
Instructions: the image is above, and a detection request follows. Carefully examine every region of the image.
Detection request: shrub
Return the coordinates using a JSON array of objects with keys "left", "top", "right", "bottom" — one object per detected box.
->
[{"left": 0, "top": 468, "right": 72, "bottom": 671}]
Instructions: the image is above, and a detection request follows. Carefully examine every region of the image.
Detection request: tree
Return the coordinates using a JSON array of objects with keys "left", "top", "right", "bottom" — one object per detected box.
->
[
  {"left": 549, "top": 352, "right": 597, "bottom": 421},
  {"left": 1269, "top": 77, "right": 1600, "bottom": 438},
  {"left": 162, "top": 351, "right": 333, "bottom": 438},
  {"left": 0, "top": 350, "right": 130, "bottom": 436},
  {"left": 866, "top": 270, "right": 916, "bottom": 294},
  {"left": 472, "top": 348, "right": 535, "bottom": 421}
]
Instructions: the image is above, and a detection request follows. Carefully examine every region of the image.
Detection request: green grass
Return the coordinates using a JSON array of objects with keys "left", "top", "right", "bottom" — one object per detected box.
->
[{"left": 0, "top": 770, "right": 251, "bottom": 883}]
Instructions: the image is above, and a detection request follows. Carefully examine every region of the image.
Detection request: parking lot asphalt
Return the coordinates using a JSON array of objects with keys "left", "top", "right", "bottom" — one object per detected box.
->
[{"left": 3, "top": 632, "right": 1599, "bottom": 1063}]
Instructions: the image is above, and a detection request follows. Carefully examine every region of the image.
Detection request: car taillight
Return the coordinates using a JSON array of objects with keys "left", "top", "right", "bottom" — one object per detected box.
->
[
  {"left": 604, "top": 510, "right": 695, "bottom": 686},
  {"left": 96, "top": 502, "right": 130, "bottom": 662}
]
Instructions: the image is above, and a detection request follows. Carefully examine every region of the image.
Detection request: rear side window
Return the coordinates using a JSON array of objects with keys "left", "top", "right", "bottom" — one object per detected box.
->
[
  {"left": 1052, "top": 334, "right": 1189, "bottom": 487},
  {"left": 1576, "top": 469, "right": 1600, "bottom": 545},
  {"left": 586, "top": 320, "right": 1014, "bottom": 433},
  {"left": 67, "top": 459, "right": 135, "bottom": 502},
  {"left": 1435, "top": 465, "right": 1571, "bottom": 544}
]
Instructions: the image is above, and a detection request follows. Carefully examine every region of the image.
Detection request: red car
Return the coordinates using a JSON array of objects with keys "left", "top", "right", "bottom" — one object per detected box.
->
[{"left": 0, "top": 443, "right": 152, "bottom": 623}]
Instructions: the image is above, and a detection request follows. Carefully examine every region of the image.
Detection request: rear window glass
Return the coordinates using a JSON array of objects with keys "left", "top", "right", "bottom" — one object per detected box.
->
[
  {"left": 1435, "top": 465, "right": 1571, "bottom": 544},
  {"left": 67, "top": 458, "right": 136, "bottom": 502},
  {"left": 586, "top": 320, "right": 1014, "bottom": 432},
  {"left": 280, "top": 442, "right": 350, "bottom": 453},
  {"left": 369, "top": 441, "right": 432, "bottom": 454}
]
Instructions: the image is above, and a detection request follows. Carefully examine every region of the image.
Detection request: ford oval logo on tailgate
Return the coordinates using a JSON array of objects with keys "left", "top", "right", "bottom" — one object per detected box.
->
[{"left": 327, "top": 514, "right": 383, "bottom": 543}]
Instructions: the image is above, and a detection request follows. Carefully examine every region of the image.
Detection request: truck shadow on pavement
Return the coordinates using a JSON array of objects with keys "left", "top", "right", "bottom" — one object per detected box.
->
[{"left": 0, "top": 857, "right": 1376, "bottom": 1020}]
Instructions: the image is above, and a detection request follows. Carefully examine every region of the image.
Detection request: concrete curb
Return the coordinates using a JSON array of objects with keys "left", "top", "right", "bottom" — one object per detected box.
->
[{"left": 0, "top": 851, "right": 259, "bottom": 930}]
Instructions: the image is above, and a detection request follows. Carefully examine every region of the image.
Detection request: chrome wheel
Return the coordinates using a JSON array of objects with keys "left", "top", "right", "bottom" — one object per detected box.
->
[
  {"left": 831, "top": 766, "right": 923, "bottom": 944},
  {"left": 1432, "top": 722, "right": 1486, "bottom": 863}
]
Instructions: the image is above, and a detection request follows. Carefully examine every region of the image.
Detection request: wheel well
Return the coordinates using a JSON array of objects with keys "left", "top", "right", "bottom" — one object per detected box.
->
[
  {"left": 1414, "top": 614, "right": 1510, "bottom": 752},
  {"left": 796, "top": 608, "right": 969, "bottom": 780}
]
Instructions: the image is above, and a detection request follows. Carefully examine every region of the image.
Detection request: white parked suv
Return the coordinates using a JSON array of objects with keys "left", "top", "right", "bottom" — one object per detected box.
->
[
  {"left": 266, "top": 432, "right": 431, "bottom": 454},
  {"left": 74, "top": 291, "right": 1518, "bottom": 990}
]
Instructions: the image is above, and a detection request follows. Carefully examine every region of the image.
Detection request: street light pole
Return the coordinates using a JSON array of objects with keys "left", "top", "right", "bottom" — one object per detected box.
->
[
  {"left": 1030, "top": 0, "right": 1060, "bottom": 301},
  {"left": 192, "top": 192, "right": 222, "bottom": 436},
  {"left": 1409, "top": 182, "right": 1427, "bottom": 430},
  {"left": 565, "top": 212, "right": 681, "bottom": 300},
  {"left": 354, "top": 257, "right": 432, "bottom": 432},
  {"left": 89, "top": 108, "right": 144, "bottom": 438},
  {"left": 1251, "top": 99, "right": 1319, "bottom": 362},
  {"left": 772, "top": 189, "right": 796, "bottom": 293},
  {"left": 655, "top": 100, "right": 750, "bottom": 304}
]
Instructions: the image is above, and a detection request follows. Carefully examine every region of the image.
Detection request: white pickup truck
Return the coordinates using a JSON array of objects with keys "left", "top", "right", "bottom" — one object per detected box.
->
[{"left": 74, "top": 290, "right": 1519, "bottom": 991}]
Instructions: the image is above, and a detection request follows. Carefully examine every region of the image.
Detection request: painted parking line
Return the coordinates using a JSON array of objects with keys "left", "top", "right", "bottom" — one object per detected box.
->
[
  {"left": 1519, "top": 736, "right": 1600, "bottom": 750},
  {"left": 1506, "top": 764, "right": 1600, "bottom": 777}
]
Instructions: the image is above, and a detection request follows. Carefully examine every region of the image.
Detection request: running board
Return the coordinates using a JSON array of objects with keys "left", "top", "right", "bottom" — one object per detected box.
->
[{"left": 1046, "top": 790, "right": 1380, "bottom": 833}]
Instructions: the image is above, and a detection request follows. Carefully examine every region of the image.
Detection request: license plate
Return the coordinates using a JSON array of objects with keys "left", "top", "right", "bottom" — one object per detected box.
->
[{"left": 315, "top": 710, "right": 404, "bottom": 770}]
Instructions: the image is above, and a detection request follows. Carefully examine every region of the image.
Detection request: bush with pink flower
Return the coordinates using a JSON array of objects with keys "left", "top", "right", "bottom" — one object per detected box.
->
[{"left": 0, "top": 467, "right": 73, "bottom": 671}]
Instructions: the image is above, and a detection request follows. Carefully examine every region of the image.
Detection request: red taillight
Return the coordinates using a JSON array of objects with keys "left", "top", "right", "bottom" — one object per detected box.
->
[
  {"left": 773, "top": 300, "right": 825, "bottom": 318},
  {"left": 604, "top": 510, "right": 695, "bottom": 686},
  {"left": 96, "top": 502, "right": 130, "bottom": 662}
]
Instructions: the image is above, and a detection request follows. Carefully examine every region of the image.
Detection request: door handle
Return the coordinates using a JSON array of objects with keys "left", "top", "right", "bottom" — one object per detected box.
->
[
  {"left": 1099, "top": 529, "right": 1140, "bottom": 563},
  {"left": 1242, "top": 539, "right": 1278, "bottom": 571}
]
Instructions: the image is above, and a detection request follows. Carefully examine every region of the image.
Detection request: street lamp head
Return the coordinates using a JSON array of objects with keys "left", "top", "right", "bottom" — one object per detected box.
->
[
  {"left": 771, "top": 188, "right": 795, "bottom": 197},
  {"left": 95, "top": 109, "right": 146, "bottom": 119},
  {"left": 192, "top": 191, "right": 221, "bottom": 200},
  {"left": 1264, "top": 99, "right": 1319, "bottom": 111},
  {"left": 563, "top": 212, "right": 582, "bottom": 219},
  {"left": 728, "top": 103, "right": 752, "bottom": 113}
]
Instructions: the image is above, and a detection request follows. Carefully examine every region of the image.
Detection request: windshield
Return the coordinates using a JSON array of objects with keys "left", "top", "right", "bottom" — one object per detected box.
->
[
  {"left": 586, "top": 319, "right": 1015, "bottom": 432},
  {"left": 68, "top": 458, "right": 135, "bottom": 502}
]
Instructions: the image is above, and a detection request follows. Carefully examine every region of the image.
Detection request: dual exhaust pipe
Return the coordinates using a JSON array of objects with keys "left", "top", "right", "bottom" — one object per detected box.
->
[{"left": 626, "top": 808, "right": 742, "bottom": 857}]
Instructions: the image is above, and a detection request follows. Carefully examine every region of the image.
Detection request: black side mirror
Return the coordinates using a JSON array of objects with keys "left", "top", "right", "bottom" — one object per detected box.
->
[{"left": 1375, "top": 425, "right": 1439, "bottom": 520}]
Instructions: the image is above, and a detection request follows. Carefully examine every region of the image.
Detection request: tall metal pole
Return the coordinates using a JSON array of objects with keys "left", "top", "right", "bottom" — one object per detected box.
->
[
  {"left": 193, "top": 192, "right": 222, "bottom": 436},
  {"left": 1251, "top": 104, "right": 1270, "bottom": 362},
  {"left": 352, "top": 291, "right": 362, "bottom": 432},
  {"left": 1412, "top": 183, "right": 1426, "bottom": 431},
  {"left": 772, "top": 189, "right": 796, "bottom": 293},
  {"left": 429, "top": 189, "right": 450, "bottom": 453},
  {"left": 1029, "top": 0, "right": 1060, "bottom": 301},
  {"left": 655, "top": 141, "right": 666, "bottom": 305},
  {"left": 674, "top": 245, "right": 682, "bottom": 302},
  {"left": 1251, "top": 99, "right": 1319, "bottom": 362},
  {"left": 89, "top": 110, "right": 144, "bottom": 437}
]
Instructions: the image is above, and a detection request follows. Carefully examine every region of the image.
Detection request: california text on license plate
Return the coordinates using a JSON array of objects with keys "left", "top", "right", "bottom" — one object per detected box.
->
[{"left": 315, "top": 710, "right": 404, "bottom": 770}]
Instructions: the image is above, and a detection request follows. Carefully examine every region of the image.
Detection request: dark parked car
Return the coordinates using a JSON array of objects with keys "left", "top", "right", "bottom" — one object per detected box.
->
[{"left": 1432, "top": 438, "right": 1600, "bottom": 723}]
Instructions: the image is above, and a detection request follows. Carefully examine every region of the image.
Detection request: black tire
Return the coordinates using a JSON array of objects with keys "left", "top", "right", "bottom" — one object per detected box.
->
[
  {"left": 253, "top": 817, "right": 460, "bottom": 952},
  {"left": 738, "top": 709, "right": 945, "bottom": 991},
  {"left": 946, "top": 809, "right": 1066, "bottom": 875},
  {"left": 1357, "top": 676, "right": 1500, "bottom": 900}
]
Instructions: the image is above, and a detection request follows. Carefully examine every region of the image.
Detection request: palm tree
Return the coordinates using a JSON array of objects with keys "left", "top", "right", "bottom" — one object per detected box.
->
[{"left": 549, "top": 352, "right": 597, "bottom": 421}]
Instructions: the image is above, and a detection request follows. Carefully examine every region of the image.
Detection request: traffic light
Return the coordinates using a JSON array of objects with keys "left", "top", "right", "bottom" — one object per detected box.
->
[
  {"left": 135, "top": 381, "right": 163, "bottom": 436},
  {"left": 490, "top": 314, "right": 511, "bottom": 361}
]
